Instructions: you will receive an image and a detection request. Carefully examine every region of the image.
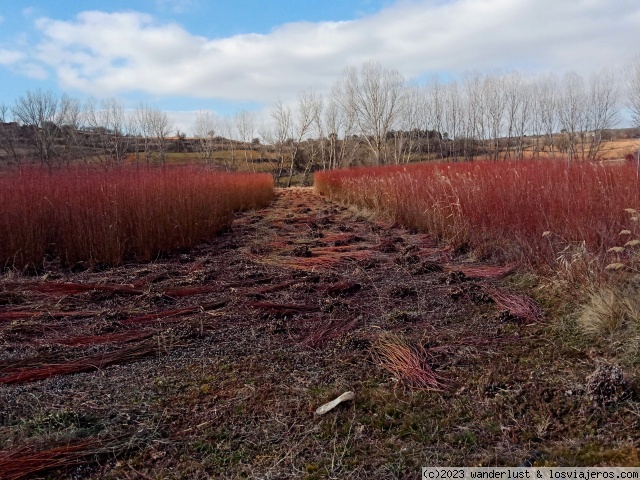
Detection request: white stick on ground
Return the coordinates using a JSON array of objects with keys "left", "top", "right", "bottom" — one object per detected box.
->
[{"left": 315, "top": 391, "right": 355, "bottom": 415}]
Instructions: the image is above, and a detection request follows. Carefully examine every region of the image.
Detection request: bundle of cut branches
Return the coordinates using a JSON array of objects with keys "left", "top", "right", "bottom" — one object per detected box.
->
[
  {"left": 372, "top": 333, "right": 446, "bottom": 391},
  {"left": 484, "top": 287, "right": 544, "bottom": 323},
  {"left": 0, "top": 432, "right": 140, "bottom": 480},
  {"left": 0, "top": 339, "right": 160, "bottom": 384}
]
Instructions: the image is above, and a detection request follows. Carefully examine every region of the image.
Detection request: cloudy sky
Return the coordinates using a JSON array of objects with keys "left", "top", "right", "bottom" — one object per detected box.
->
[{"left": 1, "top": 0, "right": 639, "bottom": 132}]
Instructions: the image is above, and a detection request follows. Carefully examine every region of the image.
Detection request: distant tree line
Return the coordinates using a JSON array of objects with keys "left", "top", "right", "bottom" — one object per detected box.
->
[
  {"left": 0, "top": 93, "right": 176, "bottom": 168},
  {"left": 2, "top": 59, "right": 640, "bottom": 181},
  {"left": 259, "top": 61, "right": 632, "bottom": 175}
]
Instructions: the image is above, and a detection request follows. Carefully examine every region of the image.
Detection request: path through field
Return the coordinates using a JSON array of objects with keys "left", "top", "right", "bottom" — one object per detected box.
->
[{"left": 1, "top": 188, "right": 638, "bottom": 478}]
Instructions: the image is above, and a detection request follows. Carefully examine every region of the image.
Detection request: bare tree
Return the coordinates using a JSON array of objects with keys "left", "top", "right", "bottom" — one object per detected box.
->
[
  {"left": 391, "top": 84, "right": 423, "bottom": 164},
  {"left": 424, "top": 77, "right": 443, "bottom": 159},
  {"left": 512, "top": 77, "right": 533, "bottom": 159},
  {"left": 286, "top": 90, "right": 322, "bottom": 186},
  {"left": 133, "top": 103, "right": 173, "bottom": 164},
  {"left": 302, "top": 100, "right": 326, "bottom": 185},
  {"left": 0, "top": 103, "right": 22, "bottom": 164},
  {"left": 557, "top": 72, "right": 588, "bottom": 162},
  {"left": 192, "top": 110, "right": 219, "bottom": 161},
  {"left": 12, "top": 90, "right": 65, "bottom": 167},
  {"left": 443, "top": 80, "right": 463, "bottom": 159},
  {"left": 482, "top": 74, "right": 505, "bottom": 160},
  {"left": 56, "top": 94, "right": 84, "bottom": 165},
  {"left": 333, "top": 61, "right": 405, "bottom": 165},
  {"left": 133, "top": 104, "right": 152, "bottom": 163},
  {"left": 219, "top": 116, "right": 238, "bottom": 170},
  {"left": 628, "top": 58, "right": 640, "bottom": 127},
  {"left": 534, "top": 74, "right": 560, "bottom": 158},
  {"left": 234, "top": 109, "right": 257, "bottom": 171},
  {"left": 503, "top": 72, "right": 529, "bottom": 160},
  {"left": 4, "top": 92, "right": 82, "bottom": 166},
  {"left": 84, "top": 97, "right": 135, "bottom": 167},
  {"left": 269, "top": 100, "right": 292, "bottom": 185},
  {"left": 459, "top": 73, "right": 485, "bottom": 160},
  {"left": 324, "top": 85, "right": 357, "bottom": 169},
  {"left": 585, "top": 69, "right": 619, "bottom": 160}
]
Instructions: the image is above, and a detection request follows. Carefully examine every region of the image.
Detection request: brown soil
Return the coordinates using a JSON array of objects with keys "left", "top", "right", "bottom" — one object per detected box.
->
[{"left": 0, "top": 188, "right": 638, "bottom": 479}]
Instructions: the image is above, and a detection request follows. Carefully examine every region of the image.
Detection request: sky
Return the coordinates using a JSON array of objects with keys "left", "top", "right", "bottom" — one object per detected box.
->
[{"left": 1, "top": 0, "right": 639, "bottom": 133}]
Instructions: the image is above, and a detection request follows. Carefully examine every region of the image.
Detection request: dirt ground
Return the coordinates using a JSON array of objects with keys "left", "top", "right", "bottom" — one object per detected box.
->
[{"left": 0, "top": 188, "right": 638, "bottom": 479}]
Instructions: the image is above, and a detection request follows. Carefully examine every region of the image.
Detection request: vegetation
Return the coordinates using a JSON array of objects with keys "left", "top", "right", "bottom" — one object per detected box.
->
[
  {"left": 315, "top": 158, "right": 640, "bottom": 363},
  {"left": 1, "top": 59, "right": 640, "bottom": 476},
  {"left": 0, "top": 165, "right": 274, "bottom": 270},
  {"left": 2, "top": 188, "right": 638, "bottom": 477},
  {"left": 2, "top": 59, "right": 640, "bottom": 186},
  {"left": 316, "top": 160, "right": 638, "bottom": 269}
]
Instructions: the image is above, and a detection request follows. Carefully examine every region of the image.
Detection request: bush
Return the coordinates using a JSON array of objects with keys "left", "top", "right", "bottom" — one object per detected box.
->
[
  {"left": 315, "top": 159, "right": 640, "bottom": 274},
  {"left": 0, "top": 165, "right": 274, "bottom": 270}
]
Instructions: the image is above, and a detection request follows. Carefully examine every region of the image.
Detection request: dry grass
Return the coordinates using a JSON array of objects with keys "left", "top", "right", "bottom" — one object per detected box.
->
[
  {"left": 1, "top": 187, "right": 639, "bottom": 475},
  {"left": 298, "top": 317, "right": 360, "bottom": 349},
  {"left": 314, "top": 159, "right": 640, "bottom": 354},
  {"left": 372, "top": 333, "right": 446, "bottom": 391},
  {"left": 120, "top": 299, "right": 228, "bottom": 325},
  {"left": 577, "top": 282, "right": 640, "bottom": 360},
  {"left": 579, "top": 288, "right": 631, "bottom": 336},
  {"left": 485, "top": 286, "right": 545, "bottom": 323},
  {"left": 249, "top": 247, "right": 373, "bottom": 272},
  {"left": 0, "top": 433, "right": 139, "bottom": 480},
  {"left": 0, "top": 438, "right": 103, "bottom": 480}
]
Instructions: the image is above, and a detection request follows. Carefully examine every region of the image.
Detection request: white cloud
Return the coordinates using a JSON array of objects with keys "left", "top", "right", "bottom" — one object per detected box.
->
[
  {"left": 164, "top": 110, "right": 202, "bottom": 136},
  {"left": 20, "top": 1, "right": 640, "bottom": 105},
  {"left": 0, "top": 47, "right": 48, "bottom": 79},
  {"left": 0, "top": 48, "right": 24, "bottom": 66},
  {"left": 17, "top": 62, "right": 49, "bottom": 80}
]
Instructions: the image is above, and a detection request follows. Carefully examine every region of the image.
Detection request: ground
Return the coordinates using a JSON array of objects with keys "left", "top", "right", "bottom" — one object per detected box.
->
[{"left": 0, "top": 188, "right": 638, "bottom": 479}]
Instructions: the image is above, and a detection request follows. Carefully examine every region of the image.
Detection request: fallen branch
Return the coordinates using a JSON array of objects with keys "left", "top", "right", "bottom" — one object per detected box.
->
[
  {"left": 3, "top": 282, "right": 144, "bottom": 296},
  {"left": 299, "top": 317, "right": 359, "bottom": 349},
  {"left": 47, "top": 329, "right": 156, "bottom": 347},
  {"left": 0, "top": 340, "right": 160, "bottom": 385},
  {"left": 121, "top": 299, "right": 228, "bottom": 325},
  {"left": 451, "top": 264, "right": 515, "bottom": 279},
  {"left": 0, "top": 433, "right": 138, "bottom": 480},
  {"left": 0, "top": 310, "right": 99, "bottom": 322}
]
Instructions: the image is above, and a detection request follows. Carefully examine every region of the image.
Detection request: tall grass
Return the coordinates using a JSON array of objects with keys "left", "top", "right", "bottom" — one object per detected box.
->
[
  {"left": 0, "top": 165, "right": 274, "bottom": 270},
  {"left": 315, "top": 159, "right": 640, "bottom": 274}
]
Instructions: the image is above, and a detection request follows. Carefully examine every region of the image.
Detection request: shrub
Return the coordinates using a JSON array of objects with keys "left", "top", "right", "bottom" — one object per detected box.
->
[
  {"left": 0, "top": 165, "right": 274, "bottom": 270},
  {"left": 315, "top": 159, "right": 640, "bottom": 274}
]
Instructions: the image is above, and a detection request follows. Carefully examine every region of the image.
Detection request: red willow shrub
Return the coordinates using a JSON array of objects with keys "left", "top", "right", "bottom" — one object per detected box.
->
[
  {"left": 0, "top": 165, "right": 274, "bottom": 269},
  {"left": 315, "top": 159, "right": 640, "bottom": 272}
]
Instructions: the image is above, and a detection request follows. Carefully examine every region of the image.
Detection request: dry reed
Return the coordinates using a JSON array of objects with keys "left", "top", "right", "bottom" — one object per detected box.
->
[{"left": 372, "top": 333, "right": 446, "bottom": 391}]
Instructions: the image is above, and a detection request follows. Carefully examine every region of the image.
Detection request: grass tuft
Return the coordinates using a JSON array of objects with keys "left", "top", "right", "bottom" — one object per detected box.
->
[{"left": 372, "top": 333, "right": 446, "bottom": 391}]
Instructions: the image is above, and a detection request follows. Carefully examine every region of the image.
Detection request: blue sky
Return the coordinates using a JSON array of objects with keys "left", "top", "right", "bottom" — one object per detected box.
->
[{"left": 1, "top": 0, "right": 639, "bottom": 132}]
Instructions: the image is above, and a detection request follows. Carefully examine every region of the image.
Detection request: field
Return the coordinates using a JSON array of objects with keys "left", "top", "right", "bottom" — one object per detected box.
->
[
  {"left": 315, "top": 158, "right": 640, "bottom": 362},
  {"left": 0, "top": 161, "right": 639, "bottom": 478},
  {"left": 0, "top": 166, "right": 275, "bottom": 270},
  {"left": 315, "top": 159, "right": 640, "bottom": 271}
]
